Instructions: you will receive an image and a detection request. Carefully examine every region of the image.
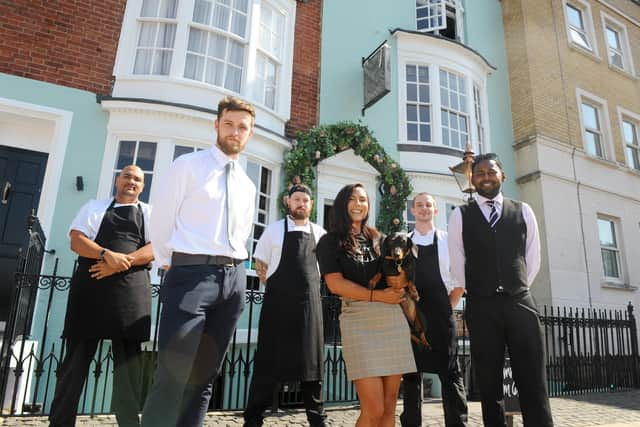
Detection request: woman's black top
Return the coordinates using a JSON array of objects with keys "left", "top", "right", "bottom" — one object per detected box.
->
[{"left": 316, "top": 232, "right": 387, "bottom": 290}]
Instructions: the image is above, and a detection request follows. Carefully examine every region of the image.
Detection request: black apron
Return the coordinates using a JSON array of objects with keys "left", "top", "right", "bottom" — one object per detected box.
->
[
  {"left": 252, "top": 219, "right": 324, "bottom": 381},
  {"left": 411, "top": 231, "right": 457, "bottom": 373},
  {"left": 63, "top": 199, "right": 151, "bottom": 341}
]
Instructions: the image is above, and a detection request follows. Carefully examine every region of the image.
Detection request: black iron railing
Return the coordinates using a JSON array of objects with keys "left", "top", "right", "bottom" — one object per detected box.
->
[{"left": 0, "top": 259, "right": 638, "bottom": 416}]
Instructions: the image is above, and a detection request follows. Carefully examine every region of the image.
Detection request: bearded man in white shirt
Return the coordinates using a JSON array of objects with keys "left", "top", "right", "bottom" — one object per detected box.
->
[
  {"left": 243, "top": 184, "right": 327, "bottom": 427},
  {"left": 142, "top": 96, "right": 257, "bottom": 427},
  {"left": 448, "top": 153, "right": 553, "bottom": 427}
]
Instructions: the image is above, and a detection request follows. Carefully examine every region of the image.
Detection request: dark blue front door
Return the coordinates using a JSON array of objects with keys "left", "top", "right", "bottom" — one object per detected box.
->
[{"left": 0, "top": 146, "right": 48, "bottom": 322}]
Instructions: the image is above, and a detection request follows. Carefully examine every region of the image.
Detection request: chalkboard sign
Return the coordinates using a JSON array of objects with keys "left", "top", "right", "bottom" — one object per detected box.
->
[{"left": 503, "top": 357, "right": 521, "bottom": 414}]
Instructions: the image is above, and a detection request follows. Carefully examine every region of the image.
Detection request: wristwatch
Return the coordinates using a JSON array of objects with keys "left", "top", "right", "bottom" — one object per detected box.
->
[{"left": 99, "top": 248, "right": 107, "bottom": 260}]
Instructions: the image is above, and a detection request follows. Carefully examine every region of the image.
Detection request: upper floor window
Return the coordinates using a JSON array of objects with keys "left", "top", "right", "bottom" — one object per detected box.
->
[
  {"left": 622, "top": 118, "right": 640, "bottom": 171},
  {"left": 440, "top": 69, "right": 468, "bottom": 150},
  {"left": 416, "top": 0, "right": 463, "bottom": 41},
  {"left": 473, "top": 84, "right": 485, "bottom": 154},
  {"left": 405, "top": 65, "right": 431, "bottom": 143},
  {"left": 134, "top": 0, "right": 178, "bottom": 75},
  {"left": 601, "top": 14, "right": 635, "bottom": 75},
  {"left": 580, "top": 102, "right": 603, "bottom": 158},
  {"left": 124, "top": 0, "right": 293, "bottom": 112},
  {"left": 597, "top": 216, "right": 622, "bottom": 280},
  {"left": 564, "top": 1, "right": 597, "bottom": 54},
  {"left": 112, "top": 140, "right": 158, "bottom": 203}
]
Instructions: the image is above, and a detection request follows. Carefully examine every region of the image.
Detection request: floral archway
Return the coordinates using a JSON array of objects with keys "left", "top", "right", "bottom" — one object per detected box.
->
[{"left": 281, "top": 121, "right": 412, "bottom": 233}]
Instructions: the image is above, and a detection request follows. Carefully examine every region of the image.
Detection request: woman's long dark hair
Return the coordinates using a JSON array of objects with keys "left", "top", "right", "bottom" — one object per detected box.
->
[{"left": 329, "top": 184, "right": 380, "bottom": 255}]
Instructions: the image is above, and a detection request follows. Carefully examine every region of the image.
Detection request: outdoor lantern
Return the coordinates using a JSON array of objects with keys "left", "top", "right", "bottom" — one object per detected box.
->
[{"left": 449, "top": 143, "right": 476, "bottom": 201}]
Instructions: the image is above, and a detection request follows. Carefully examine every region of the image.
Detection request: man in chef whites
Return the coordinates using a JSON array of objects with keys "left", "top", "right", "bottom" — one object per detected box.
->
[{"left": 243, "top": 184, "right": 327, "bottom": 427}]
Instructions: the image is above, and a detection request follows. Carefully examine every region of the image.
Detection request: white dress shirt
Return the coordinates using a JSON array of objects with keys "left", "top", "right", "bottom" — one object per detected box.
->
[
  {"left": 253, "top": 217, "right": 326, "bottom": 280},
  {"left": 447, "top": 193, "right": 541, "bottom": 289},
  {"left": 410, "top": 228, "right": 459, "bottom": 294},
  {"left": 68, "top": 198, "right": 152, "bottom": 243},
  {"left": 150, "top": 145, "right": 256, "bottom": 267}
]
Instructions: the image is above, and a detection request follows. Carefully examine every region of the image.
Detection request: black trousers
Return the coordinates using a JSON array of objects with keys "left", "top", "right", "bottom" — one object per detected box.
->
[
  {"left": 48, "top": 338, "right": 143, "bottom": 427},
  {"left": 243, "top": 377, "right": 327, "bottom": 427},
  {"left": 466, "top": 292, "right": 553, "bottom": 427},
  {"left": 400, "top": 364, "right": 468, "bottom": 427}
]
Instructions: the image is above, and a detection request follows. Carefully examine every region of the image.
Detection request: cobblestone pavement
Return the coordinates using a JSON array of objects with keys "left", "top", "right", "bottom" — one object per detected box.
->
[{"left": 2, "top": 390, "right": 639, "bottom": 426}]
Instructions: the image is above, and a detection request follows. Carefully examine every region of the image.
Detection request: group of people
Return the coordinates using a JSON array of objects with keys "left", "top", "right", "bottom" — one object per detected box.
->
[{"left": 48, "top": 95, "right": 554, "bottom": 427}]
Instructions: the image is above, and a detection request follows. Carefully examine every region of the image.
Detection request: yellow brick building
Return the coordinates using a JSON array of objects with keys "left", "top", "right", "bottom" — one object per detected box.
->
[{"left": 502, "top": 0, "right": 640, "bottom": 311}]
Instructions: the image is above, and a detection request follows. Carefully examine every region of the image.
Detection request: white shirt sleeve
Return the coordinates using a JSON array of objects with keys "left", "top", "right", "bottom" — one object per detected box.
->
[
  {"left": 140, "top": 202, "right": 153, "bottom": 244},
  {"left": 436, "top": 230, "right": 460, "bottom": 294},
  {"left": 253, "top": 220, "right": 282, "bottom": 279},
  {"left": 447, "top": 207, "right": 466, "bottom": 290},
  {"left": 150, "top": 158, "right": 187, "bottom": 267},
  {"left": 522, "top": 202, "right": 541, "bottom": 286},
  {"left": 68, "top": 199, "right": 113, "bottom": 241}
]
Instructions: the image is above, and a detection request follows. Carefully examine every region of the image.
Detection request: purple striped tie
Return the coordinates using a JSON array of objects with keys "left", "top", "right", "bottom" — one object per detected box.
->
[{"left": 486, "top": 200, "right": 499, "bottom": 228}]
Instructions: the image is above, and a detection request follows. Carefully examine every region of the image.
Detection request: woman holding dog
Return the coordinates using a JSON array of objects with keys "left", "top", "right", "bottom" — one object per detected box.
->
[{"left": 316, "top": 183, "right": 416, "bottom": 427}]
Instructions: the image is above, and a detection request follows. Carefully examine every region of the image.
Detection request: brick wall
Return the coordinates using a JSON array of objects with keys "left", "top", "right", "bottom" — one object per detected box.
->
[
  {"left": 286, "top": 0, "right": 323, "bottom": 138},
  {"left": 0, "top": 0, "right": 126, "bottom": 95}
]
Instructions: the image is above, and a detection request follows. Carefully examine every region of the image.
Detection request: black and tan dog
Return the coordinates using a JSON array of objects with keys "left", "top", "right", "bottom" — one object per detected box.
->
[{"left": 370, "top": 232, "right": 430, "bottom": 349}]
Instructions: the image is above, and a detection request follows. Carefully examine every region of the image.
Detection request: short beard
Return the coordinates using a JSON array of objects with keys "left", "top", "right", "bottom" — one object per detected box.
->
[
  {"left": 290, "top": 208, "right": 310, "bottom": 220},
  {"left": 475, "top": 185, "right": 501, "bottom": 199}
]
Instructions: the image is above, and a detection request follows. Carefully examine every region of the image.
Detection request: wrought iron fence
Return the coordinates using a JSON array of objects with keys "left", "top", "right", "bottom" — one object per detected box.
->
[{"left": 0, "top": 258, "right": 638, "bottom": 417}]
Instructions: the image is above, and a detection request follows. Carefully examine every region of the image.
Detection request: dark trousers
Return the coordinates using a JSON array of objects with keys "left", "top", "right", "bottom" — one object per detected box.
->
[
  {"left": 400, "top": 364, "right": 468, "bottom": 427},
  {"left": 243, "top": 377, "right": 327, "bottom": 427},
  {"left": 466, "top": 292, "right": 553, "bottom": 427},
  {"left": 140, "top": 264, "right": 246, "bottom": 427},
  {"left": 48, "top": 338, "right": 143, "bottom": 427}
]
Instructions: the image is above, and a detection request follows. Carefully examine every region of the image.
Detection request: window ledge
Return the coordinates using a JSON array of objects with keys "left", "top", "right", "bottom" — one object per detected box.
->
[
  {"left": 568, "top": 42, "right": 602, "bottom": 63},
  {"left": 397, "top": 143, "right": 465, "bottom": 157},
  {"left": 583, "top": 152, "right": 619, "bottom": 170},
  {"left": 601, "top": 281, "right": 637, "bottom": 291},
  {"left": 607, "top": 63, "right": 639, "bottom": 81}
]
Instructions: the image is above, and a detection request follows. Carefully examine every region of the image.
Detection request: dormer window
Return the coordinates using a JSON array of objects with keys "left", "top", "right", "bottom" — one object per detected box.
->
[{"left": 416, "top": 0, "right": 464, "bottom": 42}]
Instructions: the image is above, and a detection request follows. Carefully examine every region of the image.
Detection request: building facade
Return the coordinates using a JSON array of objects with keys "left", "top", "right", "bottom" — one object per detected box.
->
[
  {"left": 317, "top": 0, "right": 515, "bottom": 240},
  {"left": 502, "top": 0, "right": 640, "bottom": 312}
]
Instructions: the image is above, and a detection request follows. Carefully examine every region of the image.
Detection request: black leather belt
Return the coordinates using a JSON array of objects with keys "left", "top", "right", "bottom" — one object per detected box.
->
[{"left": 171, "top": 252, "right": 244, "bottom": 267}]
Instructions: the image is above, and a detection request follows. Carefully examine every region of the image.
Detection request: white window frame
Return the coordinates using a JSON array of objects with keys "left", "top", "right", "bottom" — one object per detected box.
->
[
  {"left": 246, "top": 160, "right": 274, "bottom": 274},
  {"left": 473, "top": 83, "right": 486, "bottom": 154},
  {"left": 133, "top": 0, "right": 179, "bottom": 76},
  {"left": 416, "top": 0, "right": 464, "bottom": 42},
  {"left": 576, "top": 88, "right": 614, "bottom": 161},
  {"left": 597, "top": 215, "right": 624, "bottom": 283},
  {"left": 113, "top": 0, "right": 295, "bottom": 117},
  {"left": 404, "top": 64, "right": 432, "bottom": 143},
  {"left": 399, "top": 61, "right": 488, "bottom": 154},
  {"left": 440, "top": 68, "right": 470, "bottom": 151},
  {"left": 600, "top": 12, "right": 636, "bottom": 76},
  {"left": 562, "top": 0, "right": 599, "bottom": 57},
  {"left": 111, "top": 140, "right": 159, "bottom": 203},
  {"left": 617, "top": 107, "right": 640, "bottom": 172}
]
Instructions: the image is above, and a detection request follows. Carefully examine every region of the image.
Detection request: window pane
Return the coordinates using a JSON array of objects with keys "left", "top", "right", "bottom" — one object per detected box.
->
[
  {"left": 626, "top": 146, "right": 640, "bottom": 170},
  {"left": 407, "top": 123, "right": 418, "bottom": 141},
  {"left": 139, "top": 173, "right": 153, "bottom": 203},
  {"left": 134, "top": 49, "right": 152, "bottom": 74},
  {"left": 597, "top": 218, "right": 616, "bottom": 246},
  {"left": 584, "top": 131, "right": 602, "bottom": 157},
  {"left": 188, "top": 28, "right": 207, "bottom": 54},
  {"left": 566, "top": 4, "right": 584, "bottom": 29},
  {"left": 569, "top": 28, "right": 591, "bottom": 49},
  {"left": 231, "top": 10, "right": 247, "bottom": 36},
  {"left": 601, "top": 248, "right": 620, "bottom": 278},
  {"left": 419, "top": 124, "right": 431, "bottom": 142},
  {"left": 141, "top": 0, "right": 160, "bottom": 17},
  {"left": 418, "top": 66, "right": 429, "bottom": 83},
  {"left": 137, "top": 142, "right": 157, "bottom": 170},
  {"left": 138, "top": 23, "right": 157, "bottom": 47},
  {"left": 406, "top": 65, "right": 417, "bottom": 82},
  {"left": 193, "top": 0, "right": 212, "bottom": 24},
  {"left": 205, "top": 59, "right": 224, "bottom": 85},
  {"left": 152, "top": 50, "right": 172, "bottom": 75},
  {"left": 155, "top": 23, "right": 175, "bottom": 47},
  {"left": 606, "top": 27, "right": 621, "bottom": 49},
  {"left": 184, "top": 54, "right": 204, "bottom": 79},
  {"left": 407, "top": 83, "right": 417, "bottom": 102},
  {"left": 407, "top": 105, "right": 418, "bottom": 122},
  {"left": 419, "top": 105, "right": 430, "bottom": 122},
  {"left": 419, "top": 84, "right": 429, "bottom": 103},
  {"left": 173, "top": 145, "right": 195, "bottom": 160},
  {"left": 159, "top": 0, "right": 178, "bottom": 18},
  {"left": 581, "top": 103, "right": 599, "bottom": 129},
  {"left": 117, "top": 141, "right": 136, "bottom": 169}
]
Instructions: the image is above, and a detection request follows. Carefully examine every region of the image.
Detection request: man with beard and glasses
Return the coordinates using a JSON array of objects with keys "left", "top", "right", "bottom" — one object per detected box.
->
[
  {"left": 448, "top": 153, "right": 553, "bottom": 427},
  {"left": 243, "top": 184, "right": 327, "bottom": 427},
  {"left": 142, "top": 96, "right": 256, "bottom": 427}
]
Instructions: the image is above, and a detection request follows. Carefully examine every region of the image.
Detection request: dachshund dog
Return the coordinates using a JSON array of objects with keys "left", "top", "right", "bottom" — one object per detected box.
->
[{"left": 370, "top": 232, "right": 430, "bottom": 349}]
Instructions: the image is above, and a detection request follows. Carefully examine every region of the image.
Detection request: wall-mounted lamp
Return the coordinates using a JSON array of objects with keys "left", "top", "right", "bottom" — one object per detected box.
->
[
  {"left": 76, "top": 176, "right": 84, "bottom": 191},
  {"left": 449, "top": 143, "right": 475, "bottom": 202}
]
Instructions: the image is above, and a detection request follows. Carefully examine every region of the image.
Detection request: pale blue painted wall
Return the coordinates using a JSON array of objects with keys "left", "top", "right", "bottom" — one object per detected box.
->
[{"left": 319, "top": 0, "right": 517, "bottom": 196}]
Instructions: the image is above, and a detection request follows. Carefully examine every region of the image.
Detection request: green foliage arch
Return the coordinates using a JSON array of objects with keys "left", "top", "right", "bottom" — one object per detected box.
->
[{"left": 281, "top": 121, "right": 413, "bottom": 233}]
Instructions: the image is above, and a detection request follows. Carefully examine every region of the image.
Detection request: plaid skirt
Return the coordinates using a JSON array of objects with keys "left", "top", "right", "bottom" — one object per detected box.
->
[{"left": 339, "top": 299, "right": 416, "bottom": 380}]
